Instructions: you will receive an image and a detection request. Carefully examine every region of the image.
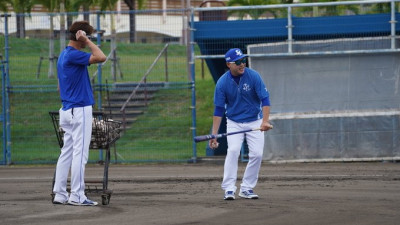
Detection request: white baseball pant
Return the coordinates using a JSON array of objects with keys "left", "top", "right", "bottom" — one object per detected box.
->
[
  {"left": 221, "top": 118, "right": 264, "bottom": 193},
  {"left": 53, "top": 106, "right": 93, "bottom": 203}
]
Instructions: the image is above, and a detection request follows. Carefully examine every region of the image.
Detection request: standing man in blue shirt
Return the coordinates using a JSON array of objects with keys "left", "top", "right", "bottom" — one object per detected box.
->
[
  {"left": 209, "top": 48, "right": 272, "bottom": 200},
  {"left": 52, "top": 21, "right": 106, "bottom": 206}
]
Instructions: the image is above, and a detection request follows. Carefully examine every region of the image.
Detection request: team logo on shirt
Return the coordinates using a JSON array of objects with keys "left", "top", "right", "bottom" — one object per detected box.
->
[{"left": 243, "top": 83, "right": 251, "bottom": 92}]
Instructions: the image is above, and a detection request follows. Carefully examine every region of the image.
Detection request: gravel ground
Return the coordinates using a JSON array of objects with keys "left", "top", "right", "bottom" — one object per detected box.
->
[{"left": 1, "top": 161, "right": 399, "bottom": 225}]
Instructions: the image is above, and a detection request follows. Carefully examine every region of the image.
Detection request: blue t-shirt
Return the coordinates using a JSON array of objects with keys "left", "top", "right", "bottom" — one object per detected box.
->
[
  {"left": 57, "top": 46, "right": 94, "bottom": 110},
  {"left": 214, "top": 68, "right": 269, "bottom": 123}
]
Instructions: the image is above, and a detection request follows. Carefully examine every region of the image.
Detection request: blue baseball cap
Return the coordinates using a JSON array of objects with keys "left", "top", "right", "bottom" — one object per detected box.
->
[{"left": 225, "top": 48, "right": 247, "bottom": 62}]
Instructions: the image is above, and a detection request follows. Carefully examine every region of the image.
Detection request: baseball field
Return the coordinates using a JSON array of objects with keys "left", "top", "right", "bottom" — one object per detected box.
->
[{"left": 1, "top": 161, "right": 399, "bottom": 225}]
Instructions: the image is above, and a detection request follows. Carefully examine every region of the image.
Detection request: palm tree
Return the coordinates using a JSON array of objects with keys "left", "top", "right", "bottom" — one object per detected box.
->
[
  {"left": 227, "top": 0, "right": 360, "bottom": 19},
  {"left": 368, "top": 2, "right": 391, "bottom": 14},
  {"left": 97, "top": 0, "right": 120, "bottom": 80},
  {"left": 123, "top": 0, "right": 146, "bottom": 43},
  {"left": 34, "top": 0, "right": 60, "bottom": 78},
  {"left": 59, "top": 0, "right": 73, "bottom": 52},
  {"left": 227, "top": 0, "right": 282, "bottom": 19},
  {"left": 72, "top": 0, "right": 97, "bottom": 23},
  {"left": 73, "top": 0, "right": 146, "bottom": 44},
  {"left": 5, "top": 0, "right": 34, "bottom": 38},
  {"left": 0, "top": 0, "right": 9, "bottom": 12},
  {"left": 296, "top": 0, "right": 359, "bottom": 17}
]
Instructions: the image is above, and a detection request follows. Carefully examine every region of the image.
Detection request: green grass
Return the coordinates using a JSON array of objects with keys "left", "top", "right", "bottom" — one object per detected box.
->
[
  {"left": 0, "top": 36, "right": 215, "bottom": 164},
  {"left": 194, "top": 75, "right": 216, "bottom": 155}
]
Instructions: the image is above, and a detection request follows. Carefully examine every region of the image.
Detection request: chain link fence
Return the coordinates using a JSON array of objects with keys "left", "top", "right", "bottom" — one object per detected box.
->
[
  {"left": 2, "top": 0, "right": 400, "bottom": 164},
  {"left": 0, "top": 9, "right": 195, "bottom": 164},
  {"left": 192, "top": 0, "right": 400, "bottom": 162}
]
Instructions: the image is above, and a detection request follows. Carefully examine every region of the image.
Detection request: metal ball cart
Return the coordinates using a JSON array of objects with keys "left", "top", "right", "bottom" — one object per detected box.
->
[{"left": 49, "top": 111, "right": 122, "bottom": 205}]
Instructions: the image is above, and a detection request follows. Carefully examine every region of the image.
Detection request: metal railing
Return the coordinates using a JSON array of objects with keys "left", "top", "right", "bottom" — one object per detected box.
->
[
  {"left": 193, "top": 0, "right": 400, "bottom": 60},
  {"left": 120, "top": 43, "right": 170, "bottom": 130}
]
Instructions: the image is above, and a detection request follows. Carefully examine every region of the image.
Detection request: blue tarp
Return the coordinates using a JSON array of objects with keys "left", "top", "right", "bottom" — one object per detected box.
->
[
  {"left": 194, "top": 18, "right": 288, "bottom": 39},
  {"left": 194, "top": 13, "right": 395, "bottom": 41},
  {"left": 194, "top": 13, "right": 399, "bottom": 83}
]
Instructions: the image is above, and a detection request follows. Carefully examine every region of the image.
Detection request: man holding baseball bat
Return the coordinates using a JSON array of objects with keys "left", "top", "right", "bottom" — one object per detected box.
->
[
  {"left": 209, "top": 48, "right": 272, "bottom": 200},
  {"left": 52, "top": 21, "right": 106, "bottom": 206}
]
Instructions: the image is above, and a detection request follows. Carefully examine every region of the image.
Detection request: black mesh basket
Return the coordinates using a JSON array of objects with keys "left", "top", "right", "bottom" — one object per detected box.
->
[{"left": 49, "top": 111, "right": 121, "bottom": 149}]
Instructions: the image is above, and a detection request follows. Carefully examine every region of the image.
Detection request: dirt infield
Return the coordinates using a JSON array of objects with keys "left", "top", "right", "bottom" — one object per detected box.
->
[{"left": 1, "top": 161, "right": 399, "bottom": 225}]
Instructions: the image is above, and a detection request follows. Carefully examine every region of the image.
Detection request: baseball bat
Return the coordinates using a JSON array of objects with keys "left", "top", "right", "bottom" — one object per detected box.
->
[{"left": 194, "top": 126, "right": 272, "bottom": 143}]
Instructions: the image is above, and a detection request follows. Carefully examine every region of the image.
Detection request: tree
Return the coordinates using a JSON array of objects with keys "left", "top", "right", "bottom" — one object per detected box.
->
[
  {"left": 368, "top": 2, "right": 391, "bottom": 14},
  {"left": 123, "top": 0, "right": 146, "bottom": 43},
  {"left": 72, "top": 0, "right": 97, "bottom": 23},
  {"left": 227, "top": 0, "right": 283, "bottom": 19},
  {"left": 0, "top": 0, "right": 9, "bottom": 12},
  {"left": 34, "top": 0, "right": 60, "bottom": 78},
  {"left": 296, "top": 0, "right": 359, "bottom": 17},
  {"left": 5, "top": 0, "right": 34, "bottom": 38},
  {"left": 227, "top": 0, "right": 360, "bottom": 19},
  {"left": 97, "top": 0, "right": 120, "bottom": 80}
]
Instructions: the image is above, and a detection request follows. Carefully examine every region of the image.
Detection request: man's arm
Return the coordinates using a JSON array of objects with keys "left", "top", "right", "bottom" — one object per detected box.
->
[
  {"left": 75, "top": 30, "right": 106, "bottom": 64},
  {"left": 209, "top": 116, "right": 222, "bottom": 149},
  {"left": 260, "top": 106, "right": 273, "bottom": 131},
  {"left": 212, "top": 116, "right": 222, "bottom": 135},
  {"left": 87, "top": 40, "right": 106, "bottom": 64}
]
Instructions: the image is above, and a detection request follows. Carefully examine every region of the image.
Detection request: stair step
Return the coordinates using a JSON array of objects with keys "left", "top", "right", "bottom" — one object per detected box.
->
[
  {"left": 109, "top": 87, "right": 160, "bottom": 93},
  {"left": 108, "top": 109, "right": 143, "bottom": 114},
  {"left": 106, "top": 94, "right": 155, "bottom": 101},
  {"left": 108, "top": 114, "right": 138, "bottom": 119},
  {"left": 108, "top": 116, "right": 137, "bottom": 122},
  {"left": 108, "top": 117, "right": 137, "bottom": 126},
  {"left": 104, "top": 102, "right": 149, "bottom": 107},
  {"left": 103, "top": 107, "right": 147, "bottom": 113},
  {"left": 104, "top": 82, "right": 164, "bottom": 128},
  {"left": 112, "top": 82, "right": 166, "bottom": 88}
]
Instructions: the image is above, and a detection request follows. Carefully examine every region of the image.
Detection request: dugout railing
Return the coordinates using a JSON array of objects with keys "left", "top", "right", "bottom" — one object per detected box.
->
[{"left": 120, "top": 43, "right": 170, "bottom": 131}]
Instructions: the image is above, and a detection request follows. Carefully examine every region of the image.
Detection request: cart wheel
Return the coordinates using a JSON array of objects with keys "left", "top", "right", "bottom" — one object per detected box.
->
[{"left": 101, "top": 194, "right": 111, "bottom": 205}]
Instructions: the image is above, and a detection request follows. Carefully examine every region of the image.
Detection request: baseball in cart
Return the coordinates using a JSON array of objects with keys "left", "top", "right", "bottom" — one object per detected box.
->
[{"left": 49, "top": 111, "right": 122, "bottom": 205}]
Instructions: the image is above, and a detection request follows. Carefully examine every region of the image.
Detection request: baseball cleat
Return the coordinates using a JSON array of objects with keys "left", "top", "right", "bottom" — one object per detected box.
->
[
  {"left": 52, "top": 200, "right": 67, "bottom": 205},
  {"left": 68, "top": 199, "right": 98, "bottom": 206},
  {"left": 239, "top": 190, "right": 259, "bottom": 199},
  {"left": 52, "top": 197, "right": 68, "bottom": 205},
  {"left": 224, "top": 191, "right": 235, "bottom": 200}
]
